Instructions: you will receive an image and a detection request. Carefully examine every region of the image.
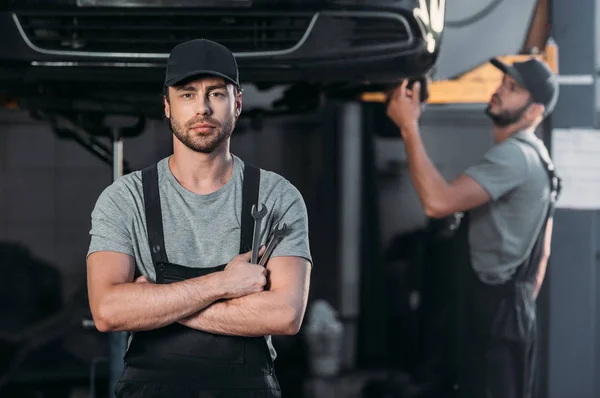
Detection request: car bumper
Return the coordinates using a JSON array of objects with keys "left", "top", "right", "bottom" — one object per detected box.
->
[{"left": 0, "top": 7, "right": 438, "bottom": 85}]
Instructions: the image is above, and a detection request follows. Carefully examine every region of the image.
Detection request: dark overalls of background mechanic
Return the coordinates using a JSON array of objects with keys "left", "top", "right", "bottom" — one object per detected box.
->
[
  {"left": 86, "top": 39, "right": 313, "bottom": 398},
  {"left": 386, "top": 58, "right": 560, "bottom": 398}
]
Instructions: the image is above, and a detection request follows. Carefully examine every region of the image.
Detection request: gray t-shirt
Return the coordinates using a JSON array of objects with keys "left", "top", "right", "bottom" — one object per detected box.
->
[
  {"left": 464, "top": 131, "right": 551, "bottom": 284},
  {"left": 87, "top": 154, "right": 312, "bottom": 360}
]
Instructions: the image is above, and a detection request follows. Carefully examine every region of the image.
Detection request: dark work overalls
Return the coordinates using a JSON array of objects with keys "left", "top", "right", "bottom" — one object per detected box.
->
[
  {"left": 455, "top": 138, "right": 561, "bottom": 398},
  {"left": 115, "top": 163, "right": 281, "bottom": 398}
]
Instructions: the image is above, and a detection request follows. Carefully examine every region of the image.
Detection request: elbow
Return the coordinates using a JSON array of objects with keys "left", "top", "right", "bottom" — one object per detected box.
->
[
  {"left": 423, "top": 201, "right": 451, "bottom": 219},
  {"left": 90, "top": 300, "right": 121, "bottom": 333},
  {"left": 94, "top": 319, "right": 114, "bottom": 333},
  {"left": 280, "top": 305, "right": 304, "bottom": 336},
  {"left": 91, "top": 310, "right": 114, "bottom": 333}
]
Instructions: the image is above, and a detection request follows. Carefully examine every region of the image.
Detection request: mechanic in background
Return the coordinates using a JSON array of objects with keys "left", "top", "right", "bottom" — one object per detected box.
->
[{"left": 386, "top": 58, "right": 561, "bottom": 398}]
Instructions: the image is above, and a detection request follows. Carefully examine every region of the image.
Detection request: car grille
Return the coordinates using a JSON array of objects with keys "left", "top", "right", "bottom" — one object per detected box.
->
[
  {"left": 15, "top": 10, "right": 313, "bottom": 54},
  {"left": 347, "top": 15, "right": 411, "bottom": 48}
]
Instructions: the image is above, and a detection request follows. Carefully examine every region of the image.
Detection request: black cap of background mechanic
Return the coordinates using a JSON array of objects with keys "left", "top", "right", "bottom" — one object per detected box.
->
[
  {"left": 164, "top": 39, "right": 240, "bottom": 88},
  {"left": 490, "top": 57, "right": 559, "bottom": 116}
]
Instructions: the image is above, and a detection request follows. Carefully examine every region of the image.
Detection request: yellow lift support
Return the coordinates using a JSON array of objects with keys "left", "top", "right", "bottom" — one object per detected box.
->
[{"left": 361, "top": 41, "right": 558, "bottom": 105}]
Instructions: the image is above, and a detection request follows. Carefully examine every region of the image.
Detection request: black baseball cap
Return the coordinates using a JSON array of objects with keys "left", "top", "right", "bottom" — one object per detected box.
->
[
  {"left": 490, "top": 57, "right": 559, "bottom": 116},
  {"left": 164, "top": 39, "right": 240, "bottom": 88}
]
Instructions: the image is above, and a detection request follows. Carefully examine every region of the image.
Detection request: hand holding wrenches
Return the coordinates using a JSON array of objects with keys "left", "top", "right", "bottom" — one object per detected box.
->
[
  {"left": 251, "top": 203, "right": 268, "bottom": 264},
  {"left": 259, "top": 222, "right": 287, "bottom": 267}
]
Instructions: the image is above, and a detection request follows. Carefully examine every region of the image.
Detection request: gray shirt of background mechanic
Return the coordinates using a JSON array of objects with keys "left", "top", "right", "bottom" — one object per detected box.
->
[
  {"left": 464, "top": 131, "right": 552, "bottom": 285},
  {"left": 87, "top": 154, "right": 313, "bottom": 361}
]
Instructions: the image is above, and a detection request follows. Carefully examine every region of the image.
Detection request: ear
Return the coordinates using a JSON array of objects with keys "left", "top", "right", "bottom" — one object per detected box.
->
[
  {"left": 528, "top": 103, "right": 545, "bottom": 121},
  {"left": 235, "top": 90, "right": 243, "bottom": 119},
  {"left": 164, "top": 95, "right": 171, "bottom": 119}
]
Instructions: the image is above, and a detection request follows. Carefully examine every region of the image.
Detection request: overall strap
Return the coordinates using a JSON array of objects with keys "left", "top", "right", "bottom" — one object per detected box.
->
[
  {"left": 142, "top": 163, "right": 170, "bottom": 265},
  {"left": 513, "top": 138, "right": 562, "bottom": 281},
  {"left": 514, "top": 137, "right": 562, "bottom": 214},
  {"left": 240, "top": 164, "right": 261, "bottom": 254}
]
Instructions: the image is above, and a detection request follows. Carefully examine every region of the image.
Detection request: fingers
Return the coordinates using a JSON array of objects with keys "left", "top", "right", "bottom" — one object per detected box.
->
[
  {"left": 413, "top": 81, "right": 421, "bottom": 93},
  {"left": 400, "top": 79, "right": 409, "bottom": 92},
  {"left": 390, "top": 79, "right": 414, "bottom": 105},
  {"left": 134, "top": 275, "right": 150, "bottom": 283},
  {"left": 391, "top": 81, "right": 406, "bottom": 103},
  {"left": 239, "top": 245, "right": 266, "bottom": 263},
  {"left": 411, "top": 82, "right": 421, "bottom": 101}
]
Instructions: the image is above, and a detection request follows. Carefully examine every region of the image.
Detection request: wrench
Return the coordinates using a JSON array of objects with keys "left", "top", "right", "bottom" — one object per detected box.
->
[
  {"left": 251, "top": 203, "right": 267, "bottom": 264},
  {"left": 259, "top": 222, "right": 288, "bottom": 267}
]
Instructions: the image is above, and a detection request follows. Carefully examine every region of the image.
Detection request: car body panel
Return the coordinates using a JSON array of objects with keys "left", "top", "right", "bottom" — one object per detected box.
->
[{"left": 434, "top": 0, "right": 537, "bottom": 80}]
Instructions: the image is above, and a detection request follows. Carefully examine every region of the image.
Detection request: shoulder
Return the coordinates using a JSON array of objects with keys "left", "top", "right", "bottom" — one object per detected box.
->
[
  {"left": 99, "top": 171, "right": 143, "bottom": 203},
  {"left": 490, "top": 137, "right": 527, "bottom": 159},
  {"left": 512, "top": 136, "right": 553, "bottom": 171},
  {"left": 480, "top": 138, "right": 530, "bottom": 172},
  {"left": 260, "top": 169, "right": 305, "bottom": 207},
  {"left": 92, "top": 163, "right": 153, "bottom": 216},
  {"left": 236, "top": 156, "right": 301, "bottom": 198},
  {"left": 235, "top": 156, "right": 306, "bottom": 214}
]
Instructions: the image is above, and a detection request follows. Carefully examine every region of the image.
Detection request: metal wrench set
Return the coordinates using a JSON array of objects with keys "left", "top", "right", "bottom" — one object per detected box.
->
[{"left": 250, "top": 203, "right": 288, "bottom": 267}]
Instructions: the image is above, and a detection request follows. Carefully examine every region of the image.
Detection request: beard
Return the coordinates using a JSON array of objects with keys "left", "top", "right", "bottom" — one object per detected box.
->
[
  {"left": 169, "top": 113, "right": 235, "bottom": 154},
  {"left": 485, "top": 95, "right": 532, "bottom": 127}
]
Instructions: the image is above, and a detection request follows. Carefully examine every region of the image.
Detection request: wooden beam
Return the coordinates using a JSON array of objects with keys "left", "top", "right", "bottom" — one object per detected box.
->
[
  {"left": 361, "top": 42, "right": 559, "bottom": 105},
  {"left": 522, "top": 0, "right": 550, "bottom": 53}
]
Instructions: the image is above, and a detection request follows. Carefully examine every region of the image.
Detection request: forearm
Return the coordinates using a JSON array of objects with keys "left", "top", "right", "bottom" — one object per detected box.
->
[
  {"left": 534, "top": 218, "right": 553, "bottom": 299},
  {"left": 93, "top": 273, "right": 225, "bottom": 332},
  {"left": 403, "top": 126, "right": 450, "bottom": 215},
  {"left": 179, "top": 291, "right": 300, "bottom": 337},
  {"left": 533, "top": 256, "right": 549, "bottom": 299}
]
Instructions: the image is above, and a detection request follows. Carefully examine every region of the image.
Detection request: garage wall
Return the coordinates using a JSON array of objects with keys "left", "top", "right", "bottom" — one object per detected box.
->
[{"left": 0, "top": 110, "right": 172, "bottom": 302}]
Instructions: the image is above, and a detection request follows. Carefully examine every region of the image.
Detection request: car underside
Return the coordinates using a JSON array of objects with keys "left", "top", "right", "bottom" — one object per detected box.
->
[{"left": 0, "top": 0, "right": 444, "bottom": 118}]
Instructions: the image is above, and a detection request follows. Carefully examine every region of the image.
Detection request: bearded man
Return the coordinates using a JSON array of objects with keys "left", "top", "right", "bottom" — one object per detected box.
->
[
  {"left": 386, "top": 57, "right": 561, "bottom": 398},
  {"left": 86, "top": 39, "right": 312, "bottom": 398}
]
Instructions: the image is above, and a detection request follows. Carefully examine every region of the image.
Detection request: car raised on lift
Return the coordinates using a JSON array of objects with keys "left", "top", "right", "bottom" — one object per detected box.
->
[{"left": 0, "top": 0, "right": 445, "bottom": 117}]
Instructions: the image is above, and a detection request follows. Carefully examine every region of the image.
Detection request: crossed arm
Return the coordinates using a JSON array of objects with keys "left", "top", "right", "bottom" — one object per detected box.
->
[
  {"left": 178, "top": 256, "right": 311, "bottom": 336},
  {"left": 87, "top": 252, "right": 311, "bottom": 336}
]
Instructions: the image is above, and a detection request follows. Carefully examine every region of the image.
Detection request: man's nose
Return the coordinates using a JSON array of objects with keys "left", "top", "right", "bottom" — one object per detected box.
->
[{"left": 195, "top": 95, "right": 212, "bottom": 115}]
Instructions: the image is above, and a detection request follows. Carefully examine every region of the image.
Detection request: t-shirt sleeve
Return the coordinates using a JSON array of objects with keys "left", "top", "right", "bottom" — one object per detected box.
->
[
  {"left": 464, "top": 140, "right": 529, "bottom": 201},
  {"left": 87, "top": 183, "right": 134, "bottom": 258},
  {"left": 269, "top": 180, "right": 313, "bottom": 266}
]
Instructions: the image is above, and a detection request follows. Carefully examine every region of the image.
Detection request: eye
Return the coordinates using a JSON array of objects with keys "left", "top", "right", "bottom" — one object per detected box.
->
[
  {"left": 180, "top": 93, "right": 194, "bottom": 99},
  {"left": 209, "top": 91, "right": 226, "bottom": 98}
]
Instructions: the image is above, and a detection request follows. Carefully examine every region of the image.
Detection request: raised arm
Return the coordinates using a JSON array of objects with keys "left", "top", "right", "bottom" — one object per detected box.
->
[{"left": 386, "top": 81, "right": 529, "bottom": 219}]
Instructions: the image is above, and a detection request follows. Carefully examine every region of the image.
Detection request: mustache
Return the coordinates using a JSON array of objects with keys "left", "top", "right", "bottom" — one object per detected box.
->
[{"left": 185, "top": 117, "right": 221, "bottom": 128}]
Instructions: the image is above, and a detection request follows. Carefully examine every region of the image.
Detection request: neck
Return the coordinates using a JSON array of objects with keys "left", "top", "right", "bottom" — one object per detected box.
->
[
  {"left": 168, "top": 140, "right": 233, "bottom": 195},
  {"left": 492, "top": 124, "right": 535, "bottom": 144}
]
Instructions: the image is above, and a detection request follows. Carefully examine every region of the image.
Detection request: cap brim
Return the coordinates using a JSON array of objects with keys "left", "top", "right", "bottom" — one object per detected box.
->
[
  {"left": 490, "top": 58, "right": 527, "bottom": 88},
  {"left": 165, "top": 70, "right": 239, "bottom": 87}
]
